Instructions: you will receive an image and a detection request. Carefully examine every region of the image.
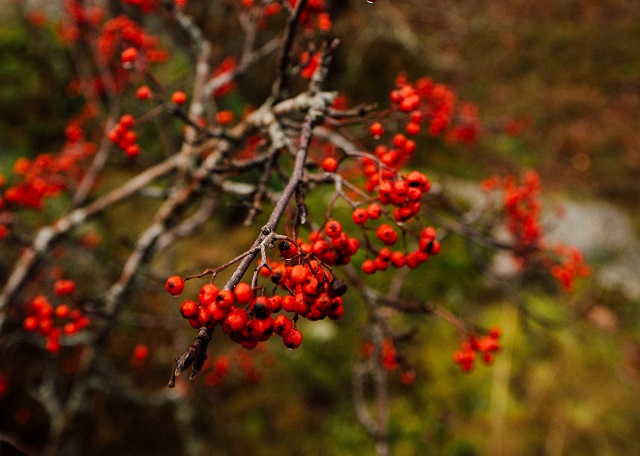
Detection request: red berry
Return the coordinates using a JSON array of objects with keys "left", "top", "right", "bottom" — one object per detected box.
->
[
  {"left": 233, "top": 282, "right": 254, "bottom": 304},
  {"left": 216, "top": 289, "right": 235, "bottom": 310},
  {"left": 121, "top": 47, "right": 138, "bottom": 64},
  {"left": 172, "top": 91, "right": 187, "bottom": 105},
  {"left": 180, "top": 300, "right": 199, "bottom": 319},
  {"left": 136, "top": 85, "right": 151, "bottom": 100},
  {"left": 321, "top": 157, "right": 338, "bottom": 172},
  {"left": 369, "top": 121, "right": 384, "bottom": 138},
  {"left": 119, "top": 114, "right": 135, "bottom": 129},
  {"left": 282, "top": 327, "right": 303, "bottom": 349},
  {"left": 198, "top": 283, "right": 219, "bottom": 306},
  {"left": 278, "top": 240, "right": 298, "bottom": 259},
  {"left": 376, "top": 224, "right": 398, "bottom": 246},
  {"left": 22, "top": 316, "right": 38, "bottom": 332},
  {"left": 362, "top": 259, "right": 377, "bottom": 274},
  {"left": 367, "top": 203, "right": 382, "bottom": 219},
  {"left": 274, "top": 315, "right": 293, "bottom": 336},
  {"left": 223, "top": 308, "right": 249, "bottom": 333},
  {"left": 288, "top": 265, "right": 309, "bottom": 284},
  {"left": 165, "top": 276, "right": 185, "bottom": 296},
  {"left": 352, "top": 208, "right": 368, "bottom": 225},
  {"left": 324, "top": 220, "right": 342, "bottom": 238}
]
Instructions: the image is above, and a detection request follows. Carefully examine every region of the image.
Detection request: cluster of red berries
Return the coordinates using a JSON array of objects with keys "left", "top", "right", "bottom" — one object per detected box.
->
[
  {"left": 361, "top": 226, "right": 440, "bottom": 274},
  {"left": 22, "top": 282, "right": 90, "bottom": 353},
  {"left": 502, "top": 170, "right": 543, "bottom": 253},
  {"left": 549, "top": 245, "right": 591, "bottom": 292},
  {"left": 165, "top": 238, "right": 348, "bottom": 351},
  {"left": 108, "top": 114, "right": 140, "bottom": 157},
  {"left": 300, "top": 51, "right": 321, "bottom": 79},
  {"left": 481, "top": 171, "right": 591, "bottom": 291},
  {"left": 390, "top": 74, "right": 456, "bottom": 137},
  {"left": 98, "top": 15, "right": 168, "bottom": 70},
  {"left": 290, "top": 224, "right": 360, "bottom": 266},
  {"left": 260, "top": 242, "right": 348, "bottom": 321},
  {"left": 4, "top": 133, "right": 95, "bottom": 211},
  {"left": 453, "top": 328, "right": 501, "bottom": 372}
]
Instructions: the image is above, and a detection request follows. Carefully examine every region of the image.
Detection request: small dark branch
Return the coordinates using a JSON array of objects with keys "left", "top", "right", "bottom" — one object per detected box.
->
[
  {"left": 326, "top": 103, "right": 377, "bottom": 120},
  {"left": 169, "top": 327, "right": 212, "bottom": 387}
]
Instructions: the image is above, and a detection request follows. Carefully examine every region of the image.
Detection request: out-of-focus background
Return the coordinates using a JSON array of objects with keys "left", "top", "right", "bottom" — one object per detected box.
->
[{"left": 1, "top": 1, "right": 640, "bottom": 455}]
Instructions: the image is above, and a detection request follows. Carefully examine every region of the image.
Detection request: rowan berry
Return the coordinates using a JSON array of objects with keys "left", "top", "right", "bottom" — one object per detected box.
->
[
  {"left": 119, "top": 114, "right": 135, "bottom": 129},
  {"left": 136, "top": 85, "right": 151, "bottom": 100},
  {"left": 54, "top": 304, "right": 70, "bottom": 319},
  {"left": 362, "top": 259, "right": 376, "bottom": 274},
  {"left": 352, "top": 208, "right": 368, "bottom": 225},
  {"left": 321, "top": 157, "right": 338, "bottom": 172},
  {"left": 206, "top": 301, "right": 229, "bottom": 323},
  {"left": 125, "top": 145, "right": 141, "bottom": 158},
  {"left": 22, "top": 316, "right": 38, "bottom": 332},
  {"left": 278, "top": 240, "right": 298, "bottom": 259},
  {"left": 223, "top": 308, "right": 249, "bottom": 333},
  {"left": 270, "top": 295, "right": 283, "bottom": 313},
  {"left": 251, "top": 296, "right": 272, "bottom": 320},
  {"left": 198, "top": 283, "right": 219, "bottom": 306},
  {"left": 165, "top": 276, "right": 185, "bottom": 296},
  {"left": 131, "top": 344, "right": 149, "bottom": 367},
  {"left": 121, "top": 47, "right": 138, "bottom": 64},
  {"left": 172, "top": 91, "right": 187, "bottom": 105},
  {"left": 367, "top": 203, "right": 382, "bottom": 219},
  {"left": 406, "top": 122, "right": 420, "bottom": 135},
  {"left": 273, "top": 314, "right": 293, "bottom": 336},
  {"left": 282, "top": 327, "right": 303, "bottom": 349},
  {"left": 376, "top": 224, "right": 398, "bottom": 246},
  {"left": 390, "top": 251, "right": 406, "bottom": 268},
  {"left": 63, "top": 322, "right": 78, "bottom": 335},
  {"left": 233, "top": 282, "right": 254, "bottom": 304},
  {"left": 324, "top": 220, "right": 342, "bottom": 238},
  {"left": 180, "top": 300, "right": 199, "bottom": 319},
  {"left": 216, "top": 289, "right": 235, "bottom": 309},
  {"left": 253, "top": 317, "right": 274, "bottom": 341},
  {"left": 53, "top": 279, "right": 75, "bottom": 296},
  {"left": 369, "top": 121, "right": 384, "bottom": 138},
  {"left": 288, "top": 265, "right": 309, "bottom": 284}
]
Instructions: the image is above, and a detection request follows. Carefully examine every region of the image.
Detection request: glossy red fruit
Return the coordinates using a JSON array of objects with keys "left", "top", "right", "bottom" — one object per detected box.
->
[
  {"left": 180, "top": 300, "right": 199, "bottom": 319},
  {"left": 278, "top": 240, "right": 298, "bottom": 259},
  {"left": 283, "top": 327, "right": 303, "bottom": 349},
  {"left": 165, "top": 276, "right": 185, "bottom": 296},
  {"left": 233, "top": 282, "right": 254, "bottom": 304},
  {"left": 223, "top": 308, "right": 249, "bottom": 333},
  {"left": 216, "top": 289, "right": 235, "bottom": 310},
  {"left": 198, "top": 283, "right": 219, "bottom": 306},
  {"left": 273, "top": 315, "right": 293, "bottom": 336},
  {"left": 321, "top": 157, "right": 338, "bottom": 172},
  {"left": 352, "top": 208, "right": 368, "bottom": 225}
]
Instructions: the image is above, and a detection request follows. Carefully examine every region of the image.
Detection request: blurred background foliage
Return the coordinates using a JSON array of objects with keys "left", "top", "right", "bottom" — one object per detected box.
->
[{"left": 1, "top": 0, "right": 640, "bottom": 455}]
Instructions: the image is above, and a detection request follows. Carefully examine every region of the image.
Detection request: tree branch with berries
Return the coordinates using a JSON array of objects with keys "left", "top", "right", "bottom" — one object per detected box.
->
[{"left": 0, "top": 1, "right": 592, "bottom": 455}]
